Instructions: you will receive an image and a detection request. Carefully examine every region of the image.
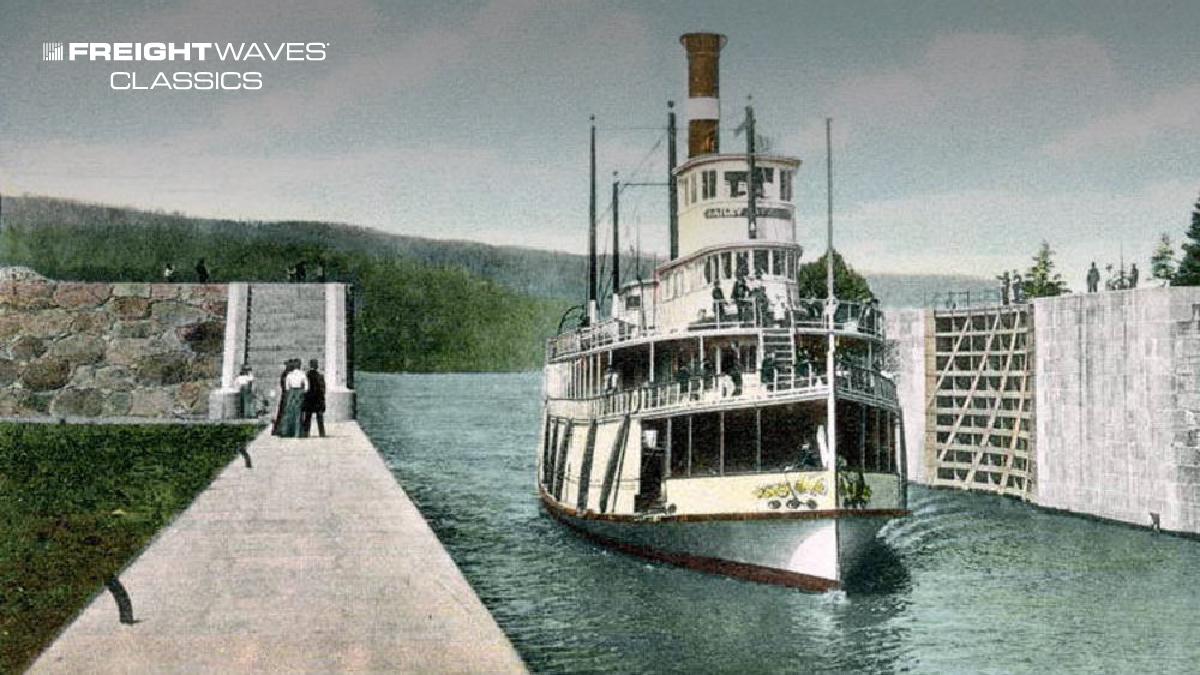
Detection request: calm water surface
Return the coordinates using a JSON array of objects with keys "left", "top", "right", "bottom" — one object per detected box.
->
[{"left": 357, "top": 372, "right": 1200, "bottom": 675}]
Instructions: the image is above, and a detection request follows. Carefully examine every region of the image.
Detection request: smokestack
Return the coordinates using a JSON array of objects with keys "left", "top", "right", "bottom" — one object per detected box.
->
[{"left": 679, "top": 32, "right": 727, "bottom": 158}]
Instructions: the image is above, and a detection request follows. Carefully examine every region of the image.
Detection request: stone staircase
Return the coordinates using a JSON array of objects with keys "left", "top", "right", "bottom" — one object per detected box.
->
[
  {"left": 760, "top": 327, "right": 795, "bottom": 386},
  {"left": 244, "top": 284, "right": 326, "bottom": 403}
]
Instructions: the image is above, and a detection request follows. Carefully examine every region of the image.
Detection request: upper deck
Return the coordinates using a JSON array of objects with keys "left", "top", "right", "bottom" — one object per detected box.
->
[{"left": 547, "top": 297, "right": 884, "bottom": 362}]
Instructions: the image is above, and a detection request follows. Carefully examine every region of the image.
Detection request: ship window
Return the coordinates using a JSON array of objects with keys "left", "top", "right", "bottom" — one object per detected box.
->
[
  {"left": 780, "top": 170, "right": 793, "bottom": 201},
  {"left": 689, "top": 174, "right": 697, "bottom": 203},
  {"left": 702, "top": 170, "right": 717, "bottom": 199},
  {"left": 625, "top": 294, "right": 641, "bottom": 310},
  {"left": 772, "top": 250, "right": 785, "bottom": 276},
  {"left": 725, "top": 170, "right": 747, "bottom": 197},
  {"left": 736, "top": 251, "right": 749, "bottom": 277},
  {"left": 722, "top": 252, "right": 732, "bottom": 279},
  {"left": 704, "top": 257, "right": 712, "bottom": 284},
  {"left": 787, "top": 252, "right": 795, "bottom": 278},
  {"left": 754, "top": 250, "right": 768, "bottom": 276}
]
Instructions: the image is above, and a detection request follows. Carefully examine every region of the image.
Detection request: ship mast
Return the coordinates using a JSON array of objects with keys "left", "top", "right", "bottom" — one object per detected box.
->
[
  {"left": 825, "top": 117, "right": 837, "bottom": 471},
  {"left": 587, "top": 115, "right": 598, "bottom": 324},
  {"left": 745, "top": 101, "right": 757, "bottom": 239}
]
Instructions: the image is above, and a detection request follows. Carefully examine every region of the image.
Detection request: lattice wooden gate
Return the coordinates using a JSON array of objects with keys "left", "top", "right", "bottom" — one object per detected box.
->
[{"left": 926, "top": 304, "right": 1035, "bottom": 499}]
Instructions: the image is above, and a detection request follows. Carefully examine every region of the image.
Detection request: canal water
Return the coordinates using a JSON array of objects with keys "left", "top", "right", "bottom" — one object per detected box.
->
[{"left": 357, "top": 372, "right": 1200, "bottom": 675}]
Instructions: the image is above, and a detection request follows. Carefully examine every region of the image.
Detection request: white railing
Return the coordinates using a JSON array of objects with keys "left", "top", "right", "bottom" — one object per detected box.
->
[
  {"left": 546, "top": 299, "right": 885, "bottom": 361},
  {"left": 548, "top": 364, "right": 897, "bottom": 419}
]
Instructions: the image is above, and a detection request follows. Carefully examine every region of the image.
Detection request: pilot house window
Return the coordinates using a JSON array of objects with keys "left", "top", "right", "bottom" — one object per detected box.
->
[{"left": 702, "top": 170, "right": 717, "bottom": 199}]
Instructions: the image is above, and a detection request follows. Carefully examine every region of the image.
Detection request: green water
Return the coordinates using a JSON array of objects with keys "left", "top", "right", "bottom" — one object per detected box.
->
[{"left": 358, "top": 372, "right": 1200, "bottom": 675}]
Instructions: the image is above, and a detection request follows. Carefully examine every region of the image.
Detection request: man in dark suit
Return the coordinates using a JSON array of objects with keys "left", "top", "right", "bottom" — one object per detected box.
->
[{"left": 301, "top": 358, "right": 326, "bottom": 438}]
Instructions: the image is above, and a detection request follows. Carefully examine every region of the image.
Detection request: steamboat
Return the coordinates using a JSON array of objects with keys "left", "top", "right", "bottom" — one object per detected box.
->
[{"left": 536, "top": 33, "right": 908, "bottom": 591}]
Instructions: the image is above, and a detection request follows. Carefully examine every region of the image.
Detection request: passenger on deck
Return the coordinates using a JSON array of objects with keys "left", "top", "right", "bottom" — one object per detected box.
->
[
  {"left": 675, "top": 359, "right": 692, "bottom": 397},
  {"left": 701, "top": 359, "right": 715, "bottom": 390},
  {"left": 722, "top": 348, "right": 742, "bottom": 396},
  {"left": 751, "top": 274, "right": 768, "bottom": 326},
  {"left": 732, "top": 273, "right": 749, "bottom": 323},
  {"left": 711, "top": 283, "right": 725, "bottom": 322},
  {"left": 761, "top": 353, "right": 777, "bottom": 391}
]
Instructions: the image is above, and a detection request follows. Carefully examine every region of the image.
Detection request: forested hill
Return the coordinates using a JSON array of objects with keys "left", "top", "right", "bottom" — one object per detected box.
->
[
  {"left": 0, "top": 195, "right": 992, "bottom": 369},
  {"left": 0, "top": 195, "right": 656, "bottom": 302}
]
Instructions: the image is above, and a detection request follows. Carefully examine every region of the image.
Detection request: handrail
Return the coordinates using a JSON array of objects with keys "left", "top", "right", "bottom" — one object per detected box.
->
[
  {"left": 548, "top": 364, "right": 897, "bottom": 419},
  {"left": 546, "top": 298, "right": 884, "bottom": 360}
]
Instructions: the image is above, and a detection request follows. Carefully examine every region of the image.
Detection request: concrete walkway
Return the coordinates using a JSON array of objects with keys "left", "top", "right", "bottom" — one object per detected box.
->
[{"left": 28, "top": 422, "right": 528, "bottom": 674}]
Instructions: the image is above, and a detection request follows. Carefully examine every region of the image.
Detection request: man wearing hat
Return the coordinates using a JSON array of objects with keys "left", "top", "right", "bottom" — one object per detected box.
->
[{"left": 302, "top": 358, "right": 326, "bottom": 438}]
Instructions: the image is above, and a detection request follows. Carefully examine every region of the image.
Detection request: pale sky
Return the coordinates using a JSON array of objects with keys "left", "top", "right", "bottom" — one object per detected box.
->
[{"left": 2, "top": 0, "right": 1198, "bottom": 291}]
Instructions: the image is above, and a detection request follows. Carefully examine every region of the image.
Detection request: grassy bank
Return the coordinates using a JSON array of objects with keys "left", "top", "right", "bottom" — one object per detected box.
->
[{"left": 0, "top": 423, "right": 260, "bottom": 673}]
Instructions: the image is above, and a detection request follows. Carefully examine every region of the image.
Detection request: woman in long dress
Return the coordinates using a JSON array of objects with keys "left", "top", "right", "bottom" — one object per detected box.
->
[{"left": 279, "top": 359, "right": 309, "bottom": 437}]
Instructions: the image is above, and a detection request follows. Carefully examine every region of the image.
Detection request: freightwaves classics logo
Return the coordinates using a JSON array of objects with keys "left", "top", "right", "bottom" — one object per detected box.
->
[{"left": 42, "top": 42, "right": 328, "bottom": 90}]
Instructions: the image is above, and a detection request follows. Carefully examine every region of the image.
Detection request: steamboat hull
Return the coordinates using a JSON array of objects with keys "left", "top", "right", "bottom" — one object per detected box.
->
[{"left": 541, "top": 490, "right": 900, "bottom": 591}]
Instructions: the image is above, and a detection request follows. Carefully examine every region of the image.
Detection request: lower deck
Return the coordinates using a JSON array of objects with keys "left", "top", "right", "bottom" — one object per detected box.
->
[{"left": 537, "top": 397, "right": 906, "bottom": 519}]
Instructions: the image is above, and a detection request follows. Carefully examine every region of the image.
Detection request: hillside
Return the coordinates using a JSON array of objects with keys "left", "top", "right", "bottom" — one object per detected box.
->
[{"left": 0, "top": 195, "right": 995, "bottom": 370}]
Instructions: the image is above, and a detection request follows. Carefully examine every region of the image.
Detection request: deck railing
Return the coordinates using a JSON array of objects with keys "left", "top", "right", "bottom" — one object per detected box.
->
[
  {"left": 551, "top": 364, "right": 896, "bottom": 419},
  {"left": 546, "top": 299, "right": 884, "bottom": 361}
]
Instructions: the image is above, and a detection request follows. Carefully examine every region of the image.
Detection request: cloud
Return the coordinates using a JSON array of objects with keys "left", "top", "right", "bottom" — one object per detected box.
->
[
  {"left": 1042, "top": 83, "right": 1200, "bottom": 157},
  {"left": 816, "top": 32, "right": 1121, "bottom": 140},
  {"left": 810, "top": 179, "right": 1200, "bottom": 290}
]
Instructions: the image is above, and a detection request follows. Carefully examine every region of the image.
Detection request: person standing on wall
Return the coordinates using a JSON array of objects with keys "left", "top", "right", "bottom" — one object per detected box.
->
[
  {"left": 1087, "top": 262, "right": 1100, "bottom": 293},
  {"left": 302, "top": 358, "right": 327, "bottom": 438},
  {"left": 195, "top": 258, "right": 209, "bottom": 283}
]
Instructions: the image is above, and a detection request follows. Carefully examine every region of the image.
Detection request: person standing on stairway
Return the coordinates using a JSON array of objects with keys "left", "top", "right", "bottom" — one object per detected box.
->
[{"left": 302, "top": 359, "right": 327, "bottom": 438}]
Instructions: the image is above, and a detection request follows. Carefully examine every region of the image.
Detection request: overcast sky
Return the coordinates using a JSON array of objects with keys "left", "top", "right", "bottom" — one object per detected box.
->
[{"left": 2, "top": 0, "right": 1198, "bottom": 290}]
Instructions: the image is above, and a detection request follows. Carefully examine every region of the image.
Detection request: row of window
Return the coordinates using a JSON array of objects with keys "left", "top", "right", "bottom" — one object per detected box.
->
[
  {"left": 680, "top": 168, "right": 794, "bottom": 207},
  {"left": 662, "top": 248, "right": 798, "bottom": 301}
]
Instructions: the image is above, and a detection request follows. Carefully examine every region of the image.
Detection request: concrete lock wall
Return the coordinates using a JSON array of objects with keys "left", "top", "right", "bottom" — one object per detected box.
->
[
  {"left": 1034, "top": 287, "right": 1200, "bottom": 535},
  {"left": 885, "top": 308, "right": 931, "bottom": 485},
  {"left": 0, "top": 280, "right": 355, "bottom": 421}
]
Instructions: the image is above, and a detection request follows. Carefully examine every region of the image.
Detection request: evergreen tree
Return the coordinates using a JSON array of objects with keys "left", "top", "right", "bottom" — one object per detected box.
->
[
  {"left": 1150, "top": 233, "right": 1176, "bottom": 286},
  {"left": 795, "top": 249, "right": 873, "bottom": 301},
  {"left": 1174, "top": 194, "right": 1200, "bottom": 285},
  {"left": 1021, "top": 240, "right": 1068, "bottom": 298}
]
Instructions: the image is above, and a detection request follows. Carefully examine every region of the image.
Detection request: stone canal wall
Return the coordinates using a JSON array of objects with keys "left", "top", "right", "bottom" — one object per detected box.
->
[
  {"left": 888, "top": 286, "right": 1200, "bottom": 536},
  {"left": 0, "top": 281, "right": 226, "bottom": 417},
  {"left": 0, "top": 280, "right": 355, "bottom": 421}
]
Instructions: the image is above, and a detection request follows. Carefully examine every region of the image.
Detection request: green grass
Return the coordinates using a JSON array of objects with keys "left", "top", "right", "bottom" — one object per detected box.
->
[{"left": 0, "top": 423, "right": 260, "bottom": 673}]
